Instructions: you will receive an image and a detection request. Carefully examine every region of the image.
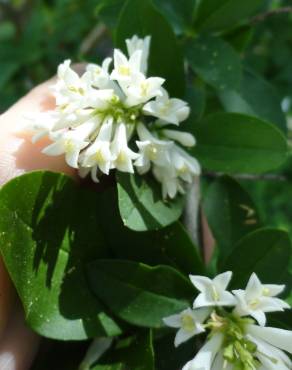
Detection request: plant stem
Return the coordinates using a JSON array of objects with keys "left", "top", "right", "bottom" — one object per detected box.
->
[
  {"left": 204, "top": 172, "right": 287, "bottom": 182},
  {"left": 251, "top": 6, "right": 292, "bottom": 24}
]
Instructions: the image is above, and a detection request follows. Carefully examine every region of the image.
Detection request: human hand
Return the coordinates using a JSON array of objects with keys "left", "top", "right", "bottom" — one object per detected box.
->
[{"left": 0, "top": 73, "right": 79, "bottom": 370}]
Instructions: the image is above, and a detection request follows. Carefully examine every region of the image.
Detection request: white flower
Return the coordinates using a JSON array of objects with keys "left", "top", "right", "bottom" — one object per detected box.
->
[
  {"left": 143, "top": 88, "right": 190, "bottom": 125},
  {"left": 24, "top": 111, "right": 58, "bottom": 143},
  {"left": 86, "top": 58, "right": 112, "bottom": 89},
  {"left": 81, "top": 116, "right": 114, "bottom": 177},
  {"left": 163, "top": 308, "right": 210, "bottom": 347},
  {"left": 42, "top": 120, "right": 97, "bottom": 168},
  {"left": 25, "top": 35, "right": 199, "bottom": 196},
  {"left": 135, "top": 123, "right": 172, "bottom": 174},
  {"left": 162, "top": 129, "right": 196, "bottom": 147},
  {"left": 246, "top": 324, "right": 292, "bottom": 369},
  {"left": 170, "top": 145, "right": 201, "bottom": 183},
  {"left": 152, "top": 164, "right": 184, "bottom": 199},
  {"left": 111, "top": 122, "right": 139, "bottom": 173},
  {"left": 53, "top": 60, "right": 93, "bottom": 108},
  {"left": 126, "top": 35, "right": 151, "bottom": 74},
  {"left": 125, "top": 73, "right": 165, "bottom": 107},
  {"left": 110, "top": 49, "right": 142, "bottom": 85},
  {"left": 233, "top": 273, "right": 289, "bottom": 326},
  {"left": 190, "top": 272, "right": 236, "bottom": 308},
  {"left": 182, "top": 333, "right": 223, "bottom": 370}
]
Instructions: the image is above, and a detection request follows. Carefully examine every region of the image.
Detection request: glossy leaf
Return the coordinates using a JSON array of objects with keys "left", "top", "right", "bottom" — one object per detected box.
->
[
  {"left": 219, "top": 67, "right": 287, "bottom": 133},
  {"left": 186, "top": 35, "right": 242, "bottom": 91},
  {"left": 0, "top": 171, "right": 121, "bottom": 340},
  {"left": 192, "top": 113, "right": 288, "bottom": 174},
  {"left": 203, "top": 176, "right": 261, "bottom": 262},
  {"left": 222, "top": 228, "right": 291, "bottom": 288},
  {"left": 116, "top": 0, "right": 185, "bottom": 97},
  {"left": 87, "top": 259, "right": 195, "bottom": 328},
  {"left": 99, "top": 187, "right": 204, "bottom": 275},
  {"left": 116, "top": 172, "right": 185, "bottom": 231},
  {"left": 92, "top": 331, "right": 154, "bottom": 370},
  {"left": 153, "top": 0, "right": 196, "bottom": 34},
  {"left": 195, "top": 0, "right": 262, "bottom": 32}
]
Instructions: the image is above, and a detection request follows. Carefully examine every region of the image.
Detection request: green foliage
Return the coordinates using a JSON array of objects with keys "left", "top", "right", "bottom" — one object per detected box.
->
[
  {"left": 92, "top": 331, "right": 154, "bottom": 370},
  {"left": 194, "top": 0, "right": 262, "bottom": 32},
  {"left": 219, "top": 67, "right": 287, "bottom": 133},
  {"left": 192, "top": 112, "right": 287, "bottom": 173},
  {"left": 87, "top": 259, "right": 195, "bottom": 328},
  {"left": 186, "top": 35, "right": 242, "bottom": 91},
  {"left": 223, "top": 228, "right": 292, "bottom": 288},
  {"left": 0, "top": 171, "right": 121, "bottom": 340},
  {"left": 116, "top": 172, "right": 185, "bottom": 231},
  {"left": 1, "top": 0, "right": 292, "bottom": 368},
  {"left": 203, "top": 176, "right": 261, "bottom": 261}
]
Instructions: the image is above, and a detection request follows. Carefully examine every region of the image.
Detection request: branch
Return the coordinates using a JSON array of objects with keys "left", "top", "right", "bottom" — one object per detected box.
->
[
  {"left": 79, "top": 24, "right": 108, "bottom": 55},
  {"left": 204, "top": 172, "right": 287, "bottom": 182},
  {"left": 183, "top": 177, "right": 201, "bottom": 247},
  {"left": 251, "top": 6, "right": 292, "bottom": 24}
]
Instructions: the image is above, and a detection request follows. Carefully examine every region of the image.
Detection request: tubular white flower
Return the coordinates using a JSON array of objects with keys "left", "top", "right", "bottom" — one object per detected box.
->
[
  {"left": 86, "top": 57, "right": 112, "bottom": 89},
  {"left": 81, "top": 116, "right": 114, "bottom": 176},
  {"left": 111, "top": 122, "right": 139, "bottom": 173},
  {"left": 246, "top": 325, "right": 292, "bottom": 355},
  {"left": 170, "top": 145, "right": 201, "bottom": 183},
  {"left": 110, "top": 49, "right": 142, "bottom": 85},
  {"left": 162, "top": 129, "right": 196, "bottom": 147},
  {"left": 152, "top": 165, "right": 184, "bottom": 199},
  {"left": 233, "top": 273, "right": 289, "bottom": 326},
  {"left": 125, "top": 74, "right": 165, "bottom": 107},
  {"left": 190, "top": 271, "right": 236, "bottom": 308},
  {"left": 248, "top": 334, "right": 292, "bottom": 370},
  {"left": 182, "top": 333, "right": 224, "bottom": 370},
  {"left": 163, "top": 308, "right": 210, "bottom": 348},
  {"left": 43, "top": 120, "right": 97, "bottom": 168},
  {"left": 24, "top": 111, "right": 58, "bottom": 143},
  {"left": 126, "top": 35, "right": 151, "bottom": 74},
  {"left": 135, "top": 123, "right": 172, "bottom": 174},
  {"left": 143, "top": 88, "right": 190, "bottom": 125},
  {"left": 53, "top": 59, "right": 93, "bottom": 108}
]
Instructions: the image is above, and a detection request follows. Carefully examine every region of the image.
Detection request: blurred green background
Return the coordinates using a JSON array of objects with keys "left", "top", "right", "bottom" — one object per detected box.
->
[{"left": 0, "top": 0, "right": 292, "bottom": 236}]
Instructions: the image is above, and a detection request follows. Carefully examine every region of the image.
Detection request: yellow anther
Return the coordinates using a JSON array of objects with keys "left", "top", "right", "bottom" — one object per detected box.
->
[
  {"left": 181, "top": 314, "right": 196, "bottom": 332},
  {"left": 262, "top": 287, "right": 270, "bottom": 296},
  {"left": 211, "top": 286, "right": 220, "bottom": 301},
  {"left": 118, "top": 65, "right": 131, "bottom": 76}
]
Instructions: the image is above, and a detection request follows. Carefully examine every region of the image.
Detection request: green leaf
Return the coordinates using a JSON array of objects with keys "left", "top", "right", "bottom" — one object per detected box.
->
[
  {"left": 186, "top": 35, "right": 242, "bottom": 91},
  {"left": 192, "top": 113, "right": 288, "bottom": 174},
  {"left": 153, "top": 0, "right": 196, "bottom": 35},
  {"left": 116, "top": 0, "right": 185, "bottom": 97},
  {"left": 99, "top": 187, "right": 204, "bottom": 275},
  {"left": 92, "top": 331, "right": 154, "bottom": 370},
  {"left": 155, "top": 333, "right": 197, "bottom": 370},
  {"left": 0, "top": 171, "right": 121, "bottom": 340},
  {"left": 219, "top": 67, "right": 287, "bottom": 133},
  {"left": 203, "top": 176, "right": 261, "bottom": 263},
  {"left": 195, "top": 0, "right": 262, "bottom": 32},
  {"left": 222, "top": 228, "right": 291, "bottom": 288},
  {"left": 87, "top": 260, "right": 195, "bottom": 328},
  {"left": 185, "top": 84, "right": 206, "bottom": 123},
  {"left": 116, "top": 172, "right": 185, "bottom": 231}
]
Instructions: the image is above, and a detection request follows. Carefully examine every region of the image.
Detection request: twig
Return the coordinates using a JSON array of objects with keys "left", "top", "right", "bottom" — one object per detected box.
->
[
  {"left": 251, "top": 6, "right": 292, "bottom": 24},
  {"left": 79, "top": 23, "right": 108, "bottom": 55},
  {"left": 183, "top": 177, "right": 201, "bottom": 247},
  {"left": 204, "top": 172, "right": 287, "bottom": 182}
]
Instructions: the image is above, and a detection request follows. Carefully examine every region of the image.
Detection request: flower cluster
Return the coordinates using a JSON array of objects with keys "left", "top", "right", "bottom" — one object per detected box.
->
[
  {"left": 163, "top": 272, "right": 292, "bottom": 370},
  {"left": 25, "top": 35, "right": 200, "bottom": 198}
]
